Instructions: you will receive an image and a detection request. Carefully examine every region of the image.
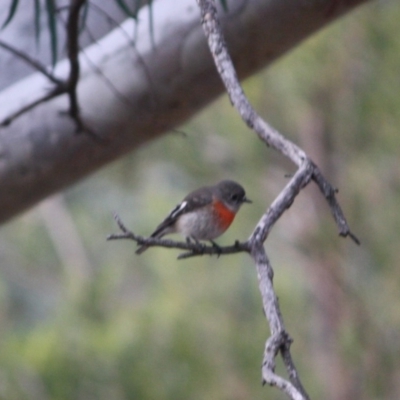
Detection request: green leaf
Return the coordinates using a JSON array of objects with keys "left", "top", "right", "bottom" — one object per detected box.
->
[
  {"left": 1, "top": 0, "right": 20, "bottom": 29},
  {"left": 220, "top": 0, "right": 229, "bottom": 12},
  {"left": 79, "top": 1, "right": 90, "bottom": 33},
  {"left": 34, "top": 0, "right": 41, "bottom": 45},
  {"left": 45, "top": 0, "right": 58, "bottom": 67},
  {"left": 115, "top": 0, "right": 140, "bottom": 20}
]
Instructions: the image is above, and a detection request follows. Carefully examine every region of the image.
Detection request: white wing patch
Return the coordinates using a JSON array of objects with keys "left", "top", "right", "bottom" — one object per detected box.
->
[{"left": 169, "top": 201, "right": 188, "bottom": 219}]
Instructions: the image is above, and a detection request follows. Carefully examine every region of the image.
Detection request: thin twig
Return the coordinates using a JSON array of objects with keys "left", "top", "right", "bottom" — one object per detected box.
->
[
  {"left": 88, "top": 1, "right": 159, "bottom": 111},
  {"left": 0, "top": 87, "right": 63, "bottom": 127},
  {"left": 0, "top": 0, "right": 157, "bottom": 136},
  {"left": 65, "top": 6, "right": 135, "bottom": 108},
  {"left": 250, "top": 162, "right": 314, "bottom": 244},
  {"left": 312, "top": 166, "right": 360, "bottom": 243},
  {"left": 0, "top": 2, "right": 90, "bottom": 132},
  {"left": 77, "top": 36, "right": 134, "bottom": 107},
  {"left": 0, "top": 40, "right": 64, "bottom": 86},
  {"left": 88, "top": 2, "right": 137, "bottom": 45},
  {"left": 107, "top": 213, "right": 249, "bottom": 259}
]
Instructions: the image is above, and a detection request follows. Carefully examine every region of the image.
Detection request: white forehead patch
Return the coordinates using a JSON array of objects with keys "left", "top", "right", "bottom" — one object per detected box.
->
[{"left": 170, "top": 201, "right": 188, "bottom": 219}]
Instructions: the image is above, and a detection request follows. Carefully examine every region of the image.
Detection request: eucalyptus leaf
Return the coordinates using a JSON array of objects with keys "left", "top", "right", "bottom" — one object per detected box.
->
[
  {"left": 45, "top": 0, "right": 58, "bottom": 67},
  {"left": 115, "top": 0, "right": 139, "bottom": 19},
  {"left": 34, "top": 0, "right": 41, "bottom": 45},
  {"left": 79, "top": 1, "right": 90, "bottom": 33},
  {"left": 1, "top": 0, "right": 20, "bottom": 29},
  {"left": 220, "top": 0, "right": 229, "bottom": 12}
]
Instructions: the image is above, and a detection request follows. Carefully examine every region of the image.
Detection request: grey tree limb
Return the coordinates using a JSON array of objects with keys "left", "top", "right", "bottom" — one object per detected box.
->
[{"left": 0, "top": 0, "right": 369, "bottom": 224}]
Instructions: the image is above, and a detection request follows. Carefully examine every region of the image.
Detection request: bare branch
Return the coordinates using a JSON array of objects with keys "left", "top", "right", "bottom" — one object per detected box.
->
[
  {"left": 312, "top": 166, "right": 360, "bottom": 244},
  {"left": 250, "top": 163, "right": 313, "bottom": 244},
  {"left": 75, "top": 7, "right": 137, "bottom": 108},
  {"left": 196, "top": 1, "right": 312, "bottom": 397},
  {"left": 0, "top": 87, "right": 63, "bottom": 127},
  {"left": 78, "top": 45, "right": 133, "bottom": 106},
  {"left": 86, "top": 2, "right": 159, "bottom": 111},
  {"left": 194, "top": 0, "right": 359, "bottom": 398},
  {"left": 107, "top": 213, "right": 249, "bottom": 259},
  {"left": 197, "top": 0, "right": 359, "bottom": 245},
  {"left": 0, "top": 40, "right": 63, "bottom": 86},
  {"left": 262, "top": 332, "right": 306, "bottom": 400}
]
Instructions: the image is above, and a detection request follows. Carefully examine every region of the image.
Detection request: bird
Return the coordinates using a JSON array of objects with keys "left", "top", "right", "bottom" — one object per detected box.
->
[{"left": 136, "top": 180, "right": 251, "bottom": 254}]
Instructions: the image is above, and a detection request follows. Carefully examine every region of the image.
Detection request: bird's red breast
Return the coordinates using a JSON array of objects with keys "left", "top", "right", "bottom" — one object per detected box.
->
[{"left": 213, "top": 199, "right": 236, "bottom": 231}]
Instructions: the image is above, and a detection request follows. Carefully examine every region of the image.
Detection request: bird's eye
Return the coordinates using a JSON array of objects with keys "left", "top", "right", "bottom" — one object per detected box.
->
[{"left": 231, "top": 194, "right": 239, "bottom": 201}]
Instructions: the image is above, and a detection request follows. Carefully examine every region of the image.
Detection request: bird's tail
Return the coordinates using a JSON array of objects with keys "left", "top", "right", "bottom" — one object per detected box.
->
[
  {"left": 135, "top": 229, "right": 166, "bottom": 255},
  {"left": 135, "top": 243, "right": 149, "bottom": 255},
  {"left": 135, "top": 217, "right": 176, "bottom": 255}
]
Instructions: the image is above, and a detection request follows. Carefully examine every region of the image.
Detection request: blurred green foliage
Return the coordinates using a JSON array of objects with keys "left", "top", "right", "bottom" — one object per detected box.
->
[{"left": 1, "top": 1, "right": 400, "bottom": 399}]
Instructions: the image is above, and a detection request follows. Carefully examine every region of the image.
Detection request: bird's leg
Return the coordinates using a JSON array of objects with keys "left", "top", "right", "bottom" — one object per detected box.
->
[{"left": 186, "top": 236, "right": 205, "bottom": 254}]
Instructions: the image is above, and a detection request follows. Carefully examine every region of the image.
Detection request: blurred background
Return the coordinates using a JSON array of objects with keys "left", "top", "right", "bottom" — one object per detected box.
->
[{"left": 1, "top": 1, "right": 400, "bottom": 399}]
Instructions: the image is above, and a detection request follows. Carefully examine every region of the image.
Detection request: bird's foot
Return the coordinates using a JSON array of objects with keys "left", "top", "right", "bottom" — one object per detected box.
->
[{"left": 186, "top": 237, "right": 206, "bottom": 254}]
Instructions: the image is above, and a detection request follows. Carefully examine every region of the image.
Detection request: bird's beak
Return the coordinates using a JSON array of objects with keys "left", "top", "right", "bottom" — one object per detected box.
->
[{"left": 243, "top": 197, "right": 252, "bottom": 204}]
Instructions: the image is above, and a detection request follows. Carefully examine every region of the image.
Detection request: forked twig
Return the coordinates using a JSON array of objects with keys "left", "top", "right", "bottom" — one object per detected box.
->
[
  {"left": 0, "top": 0, "right": 95, "bottom": 137},
  {"left": 195, "top": 0, "right": 358, "bottom": 399}
]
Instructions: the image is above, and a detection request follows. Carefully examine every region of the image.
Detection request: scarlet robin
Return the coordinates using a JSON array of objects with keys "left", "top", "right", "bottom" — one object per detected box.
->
[{"left": 136, "top": 180, "right": 251, "bottom": 254}]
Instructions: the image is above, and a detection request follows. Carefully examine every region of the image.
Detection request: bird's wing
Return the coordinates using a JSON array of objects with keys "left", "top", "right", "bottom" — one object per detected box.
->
[{"left": 150, "top": 187, "right": 213, "bottom": 238}]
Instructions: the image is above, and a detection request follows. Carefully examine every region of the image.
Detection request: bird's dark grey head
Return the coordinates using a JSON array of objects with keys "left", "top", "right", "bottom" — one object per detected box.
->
[{"left": 216, "top": 180, "right": 252, "bottom": 211}]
